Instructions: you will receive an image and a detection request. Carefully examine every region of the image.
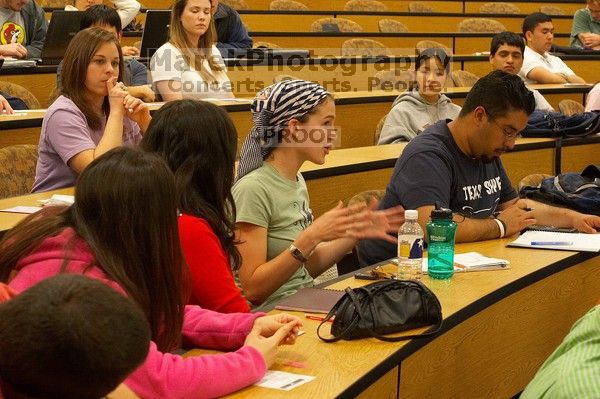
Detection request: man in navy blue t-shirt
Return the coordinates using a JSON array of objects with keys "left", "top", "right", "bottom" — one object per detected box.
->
[{"left": 359, "top": 70, "right": 600, "bottom": 266}]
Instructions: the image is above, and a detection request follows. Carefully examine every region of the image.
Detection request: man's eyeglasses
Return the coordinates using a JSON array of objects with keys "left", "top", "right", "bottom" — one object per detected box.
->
[
  {"left": 482, "top": 107, "right": 520, "bottom": 140},
  {"left": 490, "top": 119, "right": 520, "bottom": 140}
]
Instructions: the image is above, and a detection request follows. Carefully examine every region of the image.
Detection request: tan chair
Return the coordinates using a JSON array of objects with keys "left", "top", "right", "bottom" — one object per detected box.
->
[
  {"left": 348, "top": 189, "right": 386, "bottom": 206},
  {"left": 374, "top": 114, "right": 387, "bottom": 144},
  {"left": 378, "top": 19, "right": 409, "bottom": 33},
  {"left": 479, "top": 2, "right": 520, "bottom": 14},
  {"left": 0, "top": 144, "right": 38, "bottom": 199},
  {"left": 372, "top": 68, "right": 414, "bottom": 91},
  {"left": 221, "top": 0, "right": 249, "bottom": 10},
  {"left": 559, "top": 99, "right": 585, "bottom": 116},
  {"left": 0, "top": 81, "right": 41, "bottom": 109},
  {"left": 310, "top": 17, "right": 363, "bottom": 32},
  {"left": 540, "top": 5, "right": 565, "bottom": 15},
  {"left": 253, "top": 41, "right": 281, "bottom": 49},
  {"left": 47, "top": 86, "right": 61, "bottom": 106},
  {"left": 518, "top": 174, "right": 552, "bottom": 192},
  {"left": 270, "top": 0, "right": 308, "bottom": 11},
  {"left": 341, "top": 38, "right": 392, "bottom": 57},
  {"left": 408, "top": 1, "right": 433, "bottom": 12},
  {"left": 416, "top": 40, "right": 453, "bottom": 56},
  {"left": 272, "top": 74, "right": 299, "bottom": 83},
  {"left": 458, "top": 18, "right": 506, "bottom": 33},
  {"left": 450, "top": 70, "right": 479, "bottom": 87},
  {"left": 344, "top": 0, "right": 387, "bottom": 12},
  {"left": 41, "top": 0, "right": 67, "bottom": 6}
]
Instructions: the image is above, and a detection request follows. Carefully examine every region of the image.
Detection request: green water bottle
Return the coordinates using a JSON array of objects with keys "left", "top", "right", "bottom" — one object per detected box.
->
[{"left": 426, "top": 208, "right": 457, "bottom": 280}]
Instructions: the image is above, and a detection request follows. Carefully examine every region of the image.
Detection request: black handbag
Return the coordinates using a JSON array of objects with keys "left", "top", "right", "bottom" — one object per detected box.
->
[{"left": 317, "top": 279, "right": 443, "bottom": 342}]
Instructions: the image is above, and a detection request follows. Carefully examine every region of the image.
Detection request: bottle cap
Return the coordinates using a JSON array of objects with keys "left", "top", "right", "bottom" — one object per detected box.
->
[
  {"left": 430, "top": 208, "right": 453, "bottom": 219},
  {"left": 405, "top": 209, "right": 418, "bottom": 220}
]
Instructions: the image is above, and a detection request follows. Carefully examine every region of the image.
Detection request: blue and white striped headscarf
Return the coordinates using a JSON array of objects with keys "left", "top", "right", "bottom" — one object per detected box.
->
[{"left": 236, "top": 79, "right": 330, "bottom": 180}]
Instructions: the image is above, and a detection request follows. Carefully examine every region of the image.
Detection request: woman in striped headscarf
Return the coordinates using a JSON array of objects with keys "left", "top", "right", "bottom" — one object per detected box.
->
[{"left": 232, "top": 80, "right": 405, "bottom": 311}]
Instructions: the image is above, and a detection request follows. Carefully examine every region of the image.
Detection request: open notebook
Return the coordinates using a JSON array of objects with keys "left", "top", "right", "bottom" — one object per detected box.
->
[
  {"left": 508, "top": 230, "right": 600, "bottom": 252},
  {"left": 418, "top": 252, "right": 509, "bottom": 273}
]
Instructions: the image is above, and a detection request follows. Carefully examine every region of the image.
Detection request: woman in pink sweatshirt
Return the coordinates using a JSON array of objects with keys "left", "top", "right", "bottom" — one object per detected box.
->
[{"left": 0, "top": 147, "right": 301, "bottom": 399}]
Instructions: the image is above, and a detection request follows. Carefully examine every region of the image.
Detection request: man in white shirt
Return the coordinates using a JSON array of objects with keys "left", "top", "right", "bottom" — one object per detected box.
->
[
  {"left": 518, "top": 12, "right": 586, "bottom": 84},
  {"left": 489, "top": 31, "right": 553, "bottom": 111},
  {"left": 64, "top": 0, "right": 140, "bottom": 30},
  {"left": 63, "top": 0, "right": 140, "bottom": 55}
]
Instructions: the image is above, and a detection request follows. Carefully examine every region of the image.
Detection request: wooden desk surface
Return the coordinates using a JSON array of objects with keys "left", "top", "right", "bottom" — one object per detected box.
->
[
  {"left": 237, "top": 12, "right": 574, "bottom": 33},
  {"left": 2, "top": 56, "right": 598, "bottom": 108},
  {"left": 2, "top": 134, "right": 596, "bottom": 233},
  {"left": 232, "top": 32, "right": 572, "bottom": 57},
  {"left": 0, "top": 187, "right": 73, "bottom": 234},
  {"left": 299, "top": 136, "right": 600, "bottom": 216},
  {"left": 137, "top": 0, "right": 583, "bottom": 14},
  {"left": 117, "top": 32, "right": 572, "bottom": 56},
  {"left": 185, "top": 239, "right": 600, "bottom": 398},
  {"left": 0, "top": 84, "right": 594, "bottom": 152}
]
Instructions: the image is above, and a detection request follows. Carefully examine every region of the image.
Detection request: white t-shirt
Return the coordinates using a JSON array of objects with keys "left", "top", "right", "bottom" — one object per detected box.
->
[
  {"left": 150, "top": 43, "right": 233, "bottom": 100},
  {"left": 0, "top": 8, "right": 25, "bottom": 45},
  {"left": 64, "top": 0, "right": 140, "bottom": 28},
  {"left": 519, "top": 46, "right": 576, "bottom": 84},
  {"left": 530, "top": 88, "right": 554, "bottom": 111}
]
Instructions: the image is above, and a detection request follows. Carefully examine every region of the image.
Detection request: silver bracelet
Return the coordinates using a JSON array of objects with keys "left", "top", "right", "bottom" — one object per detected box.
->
[{"left": 289, "top": 243, "right": 309, "bottom": 262}]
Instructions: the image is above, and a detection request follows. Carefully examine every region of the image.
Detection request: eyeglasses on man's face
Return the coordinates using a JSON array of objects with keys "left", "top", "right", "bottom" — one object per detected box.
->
[
  {"left": 490, "top": 119, "right": 520, "bottom": 140},
  {"left": 482, "top": 107, "right": 521, "bottom": 140}
]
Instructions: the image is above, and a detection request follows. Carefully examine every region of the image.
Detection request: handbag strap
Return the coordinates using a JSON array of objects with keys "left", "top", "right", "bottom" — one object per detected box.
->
[
  {"left": 316, "top": 287, "right": 361, "bottom": 342},
  {"left": 346, "top": 284, "right": 443, "bottom": 343}
]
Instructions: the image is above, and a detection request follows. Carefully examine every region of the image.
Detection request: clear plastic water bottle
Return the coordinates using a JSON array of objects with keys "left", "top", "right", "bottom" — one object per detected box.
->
[
  {"left": 426, "top": 208, "right": 457, "bottom": 280},
  {"left": 397, "top": 210, "right": 424, "bottom": 280}
]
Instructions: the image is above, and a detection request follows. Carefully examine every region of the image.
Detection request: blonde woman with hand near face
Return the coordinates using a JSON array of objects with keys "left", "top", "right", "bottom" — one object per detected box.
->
[
  {"left": 151, "top": 0, "right": 234, "bottom": 100},
  {"left": 32, "top": 27, "right": 151, "bottom": 193}
]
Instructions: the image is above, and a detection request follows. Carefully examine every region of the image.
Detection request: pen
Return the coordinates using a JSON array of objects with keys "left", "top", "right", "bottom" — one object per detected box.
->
[
  {"left": 281, "top": 378, "right": 304, "bottom": 389},
  {"left": 304, "top": 314, "right": 334, "bottom": 322},
  {"left": 531, "top": 241, "right": 573, "bottom": 246}
]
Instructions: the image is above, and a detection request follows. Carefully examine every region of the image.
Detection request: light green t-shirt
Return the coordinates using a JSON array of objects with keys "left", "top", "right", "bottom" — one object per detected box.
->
[
  {"left": 570, "top": 8, "right": 600, "bottom": 47},
  {"left": 522, "top": 305, "right": 600, "bottom": 398},
  {"left": 232, "top": 163, "right": 314, "bottom": 311}
]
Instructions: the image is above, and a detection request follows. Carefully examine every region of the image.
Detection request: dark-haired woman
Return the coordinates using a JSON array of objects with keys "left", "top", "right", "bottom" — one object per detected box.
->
[
  {"left": 142, "top": 100, "right": 249, "bottom": 313},
  {"left": 377, "top": 48, "right": 460, "bottom": 144},
  {"left": 32, "top": 27, "right": 151, "bottom": 192},
  {"left": 1, "top": 147, "right": 301, "bottom": 398}
]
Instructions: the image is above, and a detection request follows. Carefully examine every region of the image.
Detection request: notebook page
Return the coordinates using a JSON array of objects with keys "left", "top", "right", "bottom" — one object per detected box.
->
[{"left": 509, "top": 231, "right": 600, "bottom": 252}]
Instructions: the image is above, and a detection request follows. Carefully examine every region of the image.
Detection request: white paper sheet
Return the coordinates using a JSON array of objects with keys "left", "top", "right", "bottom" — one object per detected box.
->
[{"left": 255, "top": 370, "right": 315, "bottom": 391}]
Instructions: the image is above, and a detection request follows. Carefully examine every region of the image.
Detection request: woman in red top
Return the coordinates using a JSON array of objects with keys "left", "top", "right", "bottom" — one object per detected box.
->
[{"left": 142, "top": 100, "right": 249, "bottom": 312}]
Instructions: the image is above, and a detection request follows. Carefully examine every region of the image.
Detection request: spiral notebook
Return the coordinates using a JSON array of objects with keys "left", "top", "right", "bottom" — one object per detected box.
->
[{"left": 274, "top": 287, "right": 344, "bottom": 314}]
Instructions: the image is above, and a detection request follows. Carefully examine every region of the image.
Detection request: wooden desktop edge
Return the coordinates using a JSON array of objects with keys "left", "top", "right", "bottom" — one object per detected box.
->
[{"left": 282, "top": 248, "right": 597, "bottom": 398}]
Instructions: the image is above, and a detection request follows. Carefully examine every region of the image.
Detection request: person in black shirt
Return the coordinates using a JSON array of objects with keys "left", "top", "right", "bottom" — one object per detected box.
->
[{"left": 359, "top": 70, "right": 600, "bottom": 265}]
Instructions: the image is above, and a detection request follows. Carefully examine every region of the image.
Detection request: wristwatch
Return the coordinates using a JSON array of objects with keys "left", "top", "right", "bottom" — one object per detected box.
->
[{"left": 289, "top": 243, "right": 310, "bottom": 262}]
